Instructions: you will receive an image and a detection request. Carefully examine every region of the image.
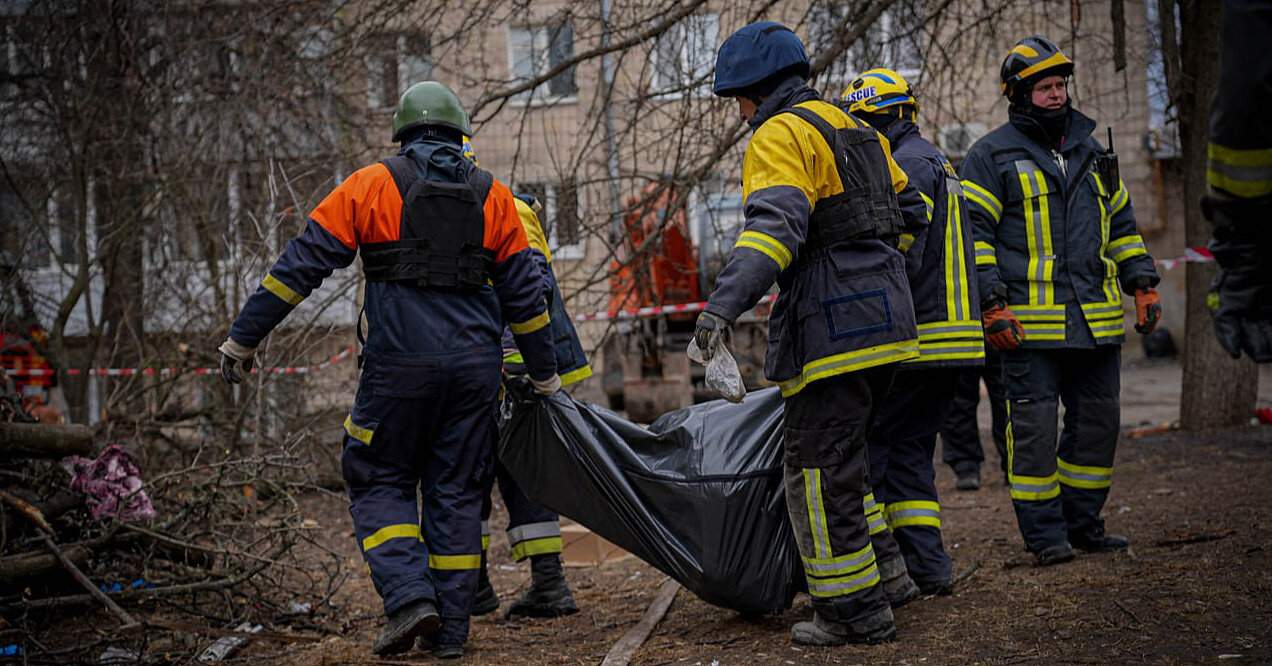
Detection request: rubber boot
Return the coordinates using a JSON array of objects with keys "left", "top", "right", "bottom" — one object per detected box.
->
[
  {"left": 879, "top": 555, "right": 920, "bottom": 609},
  {"left": 1034, "top": 541, "right": 1076, "bottom": 566},
  {"left": 791, "top": 607, "right": 896, "bottom": 646},
  {"left": 371, "top": 599, "right": 439, "bottom": 656},
  {"left": 505, "top": 554, "right": 579, "bottom": 619},
  {"left": 471, "top": 551, "right": 500, "bottom": 616}
]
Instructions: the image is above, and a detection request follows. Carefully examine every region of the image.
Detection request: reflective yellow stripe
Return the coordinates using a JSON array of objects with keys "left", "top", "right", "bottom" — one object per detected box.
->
[
  {"left": 343, "top": 415, "right": 374, "bottom": 445},
  {"left": 974, "top": 240, "right": 997, "bottom": 266},
  {"left": 944, "top": 189, "right": 971, "bottom": 322},
  {"left": 429, "top": 553, "right": 482, "bottom": 570},
  {"left": 1108, "top": 234, "right": 1148, "bottom": 263},
  {"left": 559, "top": 364, "right": 593, "bottom": 387},
  {"left": 503, "top": 351, "right": 525, "bottom": 365},
  {"left": 510, "top": 310, "right": 551, "bottom": 335},
  {"left": 481, "top": 534, "right": 491, "bottom": 550},
  {"left": 885, "top": 500, "right": 942, "bottom": 529},
  {"left": 1109, "top": 187, "right": 1130, "bottom": 215},
  {"left": 918, "top": 190, "right": 934, "bottom": 222},
  {"left": 961, "top": 180, "right": 1003, "bottom": 221},
  {"left": 1208, "top": 143, "right": 1272, "bottom": 198},
  {"left": 804, "top": 469, "right": 832, "bottom": 559},
  {"left": 1095, "top": 190, "right": 1121, "bottom": 304},
  {"left": 898, "top": 233, "right": 916, "bottom": 253},
  {"left": 1009, "top": 472, "right": 1061, "bottom": 501},
  {"left": 1019, "top": 168, "right": 1055, "bottom": 305},
  {"left": 1057, "top": 457, "right": 1114, "bottom": 489},
  {"left": 262, "top": 274, "right": 304, "bottom": 306},
  {"left": 362, "top": 524, "right": 421, "bottom": 551},
  {"left": 802, "top": 543, "right": 875, "bottom": 577},
  {"left": 736, "top": 230, "right": 793, "bottom": 270},
  {"left": 806, "top": 562, "right": 880, "bottom": 598},
  {"left": 778, "top": 339, "right": 920, "bottom": 397},
  {"left": 510, "top": 536, "right": 563, "bottom": 561}
]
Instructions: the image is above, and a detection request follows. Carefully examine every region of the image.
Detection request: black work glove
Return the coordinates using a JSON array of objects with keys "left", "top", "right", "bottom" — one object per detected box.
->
[{"left": 1206, "top": 196, "right": 1272, "bottom": 362}]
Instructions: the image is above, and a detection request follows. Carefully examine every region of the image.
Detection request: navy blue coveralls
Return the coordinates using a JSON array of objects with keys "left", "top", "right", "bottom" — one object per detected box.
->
[
  {"left": 960, "top": 107, "right": 1159, "bottom": 552},
  {"left": 227, "top": 138, "right": 557, "bottom": 644},
  {"left": 856, "top": 117, "right": 984, "bottom": 590}
]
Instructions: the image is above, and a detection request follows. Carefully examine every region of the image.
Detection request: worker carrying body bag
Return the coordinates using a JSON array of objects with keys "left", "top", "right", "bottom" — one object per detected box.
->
[{"left": 498, "top": 383, "right": 803, "bottom": 615}]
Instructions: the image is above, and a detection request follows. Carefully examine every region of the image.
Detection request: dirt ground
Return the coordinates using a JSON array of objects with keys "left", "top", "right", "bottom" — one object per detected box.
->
[{"left": 12, "top": 360, "right": 1272, "bottom": 664}]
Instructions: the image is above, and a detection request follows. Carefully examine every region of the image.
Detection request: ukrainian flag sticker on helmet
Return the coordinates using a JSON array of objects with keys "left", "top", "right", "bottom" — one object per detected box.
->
[{"left": 462, "top": 135, "right": 478, "bottom": 165}]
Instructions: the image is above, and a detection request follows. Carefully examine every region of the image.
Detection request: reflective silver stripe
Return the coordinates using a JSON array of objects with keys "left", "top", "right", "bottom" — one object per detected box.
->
[
  {"left": 506, "top": 521, "right": 560, "bottom": 545},
  {"left": 1058, "top": 468, "right": 1110, "bottom": 483},
  {"left": 807, "top": 566, "right": 881, "bottom": 594},
  {"left": 802, "top": 549, "right": 875, "bottom": 575},
  {"left": 807, "top": 469, "right": 830, "bottom": 559},
  {"left": 1012, "top": 479, "right": 1058, "bottom": 493},
  {"left": 917, "top": 323, "right": 982, "bottom": 335},
  {"left": 888, "top": 508, "right": 939, "bottom": 521},
  {"left": 1209, "top": 160, "right": 1272, "bottom": 184},
  {"left": 917, "top": 343, "right": 985, "bottom": 355},
  {"left": 480, "top": 521, "right": 490, "bottom": 537}
]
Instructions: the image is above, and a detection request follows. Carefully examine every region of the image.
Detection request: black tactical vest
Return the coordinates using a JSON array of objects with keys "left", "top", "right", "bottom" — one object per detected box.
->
[
  {"left": 359, "top": 156, "right": 495, "bottom": 291},
  {"left": 778, "top": 107, "right": 905, "bottom": 250}
]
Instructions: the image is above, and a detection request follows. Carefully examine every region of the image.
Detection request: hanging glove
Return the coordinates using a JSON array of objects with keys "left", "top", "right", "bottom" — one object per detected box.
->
[
  {"left": 692, "top": 311, "right": 731, "bottom": 361},
  {"left": 529, "top": 374, "right": 561, "bottom": 396},
  {"left": 1133, "top": 288, "right": 1162, "bottom": 334},
  {"left": 217, "top": 338, "right": 256, "bottom": 384},
  {"left": 982, "top": 305, "right": 1025, "bottom": 351}
]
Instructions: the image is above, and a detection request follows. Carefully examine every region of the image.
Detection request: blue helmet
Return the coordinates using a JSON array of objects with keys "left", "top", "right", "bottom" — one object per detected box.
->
[{"left": 713, "top": 21, "right": 810, "bottom": 98}]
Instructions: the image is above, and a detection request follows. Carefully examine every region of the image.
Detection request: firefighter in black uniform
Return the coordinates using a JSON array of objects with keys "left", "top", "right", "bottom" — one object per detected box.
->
[
  {"left": 938, "top": 350, "right": 1007, "bottom": 491},
  {"left": 841, "top": 68, "right": 984, "bottom": 596},
  {"left": 960, "top": 37, "right": 1162, "bottom": 565},
  {"left": 1204, "top": 0, "right": 1272, "bottom": 362}
]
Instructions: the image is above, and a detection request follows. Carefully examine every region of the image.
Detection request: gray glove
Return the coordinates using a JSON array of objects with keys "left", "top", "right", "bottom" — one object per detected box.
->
[
  {"left": 693, "top": 311, "right": 731, "bottom": 361},
  {"left": 217, "top": 338, "right": 256, "bottom": 384},
  {"left": 530, "top": 374, "right": 561, "bottom": 396}
]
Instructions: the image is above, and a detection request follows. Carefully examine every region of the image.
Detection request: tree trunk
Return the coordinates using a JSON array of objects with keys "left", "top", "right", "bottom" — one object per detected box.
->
[
  {"left": 1166, "top": 0, "right": 1259, "bottom": 428},
  {"left": 0, "top": 422, "right": 94, "bottom": 458}
]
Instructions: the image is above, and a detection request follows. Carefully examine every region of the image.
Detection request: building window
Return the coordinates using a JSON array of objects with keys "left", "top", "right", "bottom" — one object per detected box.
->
[
  {"left": 367, "top": 32, "right": 432, "bottom": 110},
  {"left": 507, "top": 22, "right": 577, "bottom": 104},
  {"left": 515, "top": 180, "right": 584, "bottom": 260},
  {"left": 808, "top": 1, "right": 924, "bottom": 91},
  {"left": 651, "top": 13, "right": 718, "bottom": 98},
  {"left": 690, "top": 182, "right": 744, "bottom": 280}
]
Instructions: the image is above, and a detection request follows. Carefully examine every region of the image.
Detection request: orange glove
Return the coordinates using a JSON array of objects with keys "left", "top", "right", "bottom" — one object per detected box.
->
[
  {"left": 982, "top": 305, "right": 1025, "bottom": 350},
  {"left": 1134, "top": 288, "right": 1162, "bottom": 334}
]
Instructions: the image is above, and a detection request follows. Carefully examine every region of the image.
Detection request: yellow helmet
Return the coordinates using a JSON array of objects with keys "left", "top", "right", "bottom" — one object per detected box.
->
[
  {"left": 1000, "top": 36, "right": 1074, "bottom": 100},
  {"left": 841, "top": 68, "right": 918, "bottom": 117}
]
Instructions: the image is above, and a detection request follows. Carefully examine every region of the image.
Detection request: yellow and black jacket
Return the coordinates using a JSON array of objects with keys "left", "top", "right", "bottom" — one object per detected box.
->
[
  {"left": 960, "top": 108, "right": 1159, "bottom": 348},
  {"left": 704, "top": 83, "right": 926, "bottom": 396}
]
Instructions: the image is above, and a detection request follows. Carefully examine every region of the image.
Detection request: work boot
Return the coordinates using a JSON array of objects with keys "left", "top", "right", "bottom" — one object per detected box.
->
[
  {"left": 917, "top": 578, "right": 953, "bottom": 596},
  {"left": 1071, "top": 530, "right": 1130, "bottom": 553},
  {"left": 955, "top": 468, "right": 981, "bottom": 491},
  {"left": 471, "top": 554, "right": 500, "bottom": 616},
  {"left": 791, "top": 608, "right": 896, "bottom": 646},
  {"left": 417, "top": 617, "right": 467, "bottom": 660},
  {"left": 505, "top": 554, "right": 579, "bottom": 619},
  {"left": 879, "top": 556, "right": 920, "bottom": 608},
  {"left": 1034, "top": 541, "right": 1076, "bottom": 566},
  {"left": 371, "top": 600, "right": 439, "bottom": 656}
]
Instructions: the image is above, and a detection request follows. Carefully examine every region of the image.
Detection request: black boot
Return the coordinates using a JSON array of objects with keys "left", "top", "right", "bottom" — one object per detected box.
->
[
  {"left": 1034, "top": 541, "right": 1076, "bottom": 566},
  {"left": 505, "top": 554, "right": 579, "bottom": 619},
  {"left": 471, "top": 551, "right": 500, "bottom": 616},
  {"left": 955, "top": 467, "right": 981, "bottom": 491},
  {"left": 1071, "top": 529, "right": 1129, "bottom": 553},
  {"left": 371, "top": 599, "right": 439, "bottom": 656},
  {"left": 417, "top": 617, "right": 467, "bottom": 659}
]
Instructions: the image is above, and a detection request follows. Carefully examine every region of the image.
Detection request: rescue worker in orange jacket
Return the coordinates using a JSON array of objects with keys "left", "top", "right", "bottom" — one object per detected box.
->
[
  {"left": 217, "top": 82, "right": 559, "bottom": 659},
  {"left": 694, "top": 22, "right": 928, "bottom": 646}
]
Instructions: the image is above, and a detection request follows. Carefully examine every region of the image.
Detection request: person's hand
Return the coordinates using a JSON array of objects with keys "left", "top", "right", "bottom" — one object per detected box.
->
[
  {"left": 693, "top": 311, "right": 731, "bottom": 361},
  {"left": 530, "top": 374, "right": 561, "bottom": 396},
  {"left": 217, "top": 338, "right": 256, "bottom": 384},
  {"left": 1134, "top": 288, "right": 1162, "bottom": 334},
  {"left": 982, "top": 305, "right": 1025, "bottom": 351}
]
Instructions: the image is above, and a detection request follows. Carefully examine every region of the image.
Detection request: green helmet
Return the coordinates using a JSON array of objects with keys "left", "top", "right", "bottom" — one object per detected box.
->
[{"left": 392, "top": 81, "right": 472, "bottom": 141}]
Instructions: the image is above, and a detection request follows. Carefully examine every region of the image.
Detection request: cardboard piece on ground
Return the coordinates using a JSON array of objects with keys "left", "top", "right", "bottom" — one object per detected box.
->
[{"left": 560, "top": 521, "right": 633, "bottom": 567}]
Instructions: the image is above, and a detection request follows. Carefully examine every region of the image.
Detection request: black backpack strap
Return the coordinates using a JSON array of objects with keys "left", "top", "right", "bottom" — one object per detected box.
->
[
  {"left": 778, "top": 106, "right": 839, "bottom": 149},
  {"left": 380, "top": 156, "right": 418, "bottom": 199},
  {"left": 467, "top": 166, "right": 494, "bottom": 202}
]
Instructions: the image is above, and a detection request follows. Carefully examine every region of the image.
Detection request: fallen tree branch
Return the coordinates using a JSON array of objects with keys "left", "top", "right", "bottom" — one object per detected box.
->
[
  {"left": 1153, "top": 530, "right": 1236, "bottom": 547},
  {"left": 0, "top": 422, "right": 93, "bottom": 458},
  {"left": 602, "top": 577, "right": 680, "bottom": 666}
]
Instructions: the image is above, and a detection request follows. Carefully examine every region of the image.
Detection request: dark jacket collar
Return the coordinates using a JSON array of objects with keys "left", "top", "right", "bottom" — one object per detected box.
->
[
  {"left": 1007, "top": 105, "right": 1096, "bottom": 153},
  {"left": 749, "top": 77, "right": 821, "bottom": 129},
  {"left": 878, "top": 117, "right": 921, "bottom": 148},
  {"left": 398, "top": 137, "right": 470, "bottom": 181}
]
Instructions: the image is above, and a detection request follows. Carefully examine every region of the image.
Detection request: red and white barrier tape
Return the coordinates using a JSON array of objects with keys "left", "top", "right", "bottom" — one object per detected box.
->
[
  {"left": 1, "top": 246, "right": 1222, "bottom": 376},
  {"left": 4, "top": 346, "right": 354, "bottom": 378},
  {"left": 572, "top": 247, "right": 1214, "bottom": 323}
]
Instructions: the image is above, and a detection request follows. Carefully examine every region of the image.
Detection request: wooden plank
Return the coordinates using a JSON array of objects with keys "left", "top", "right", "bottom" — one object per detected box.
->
[{"left": 601, "top": 577, "right": 680, "bottom": 666}]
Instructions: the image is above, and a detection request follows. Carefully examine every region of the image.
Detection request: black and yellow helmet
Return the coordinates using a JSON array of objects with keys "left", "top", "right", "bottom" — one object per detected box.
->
[
  {"left": 842, "top": 68, "right": 918, "bottom": 118},
  {"left": 1000, "top": 36, "right": 1074, "bottom": 101}
]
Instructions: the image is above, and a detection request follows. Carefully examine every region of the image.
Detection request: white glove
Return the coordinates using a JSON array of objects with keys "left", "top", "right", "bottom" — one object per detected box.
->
[{"left": 530, "top": 374, "right": 562, "bottom": 396}]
